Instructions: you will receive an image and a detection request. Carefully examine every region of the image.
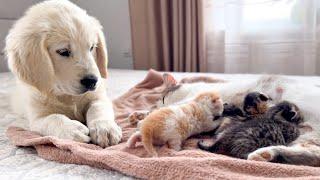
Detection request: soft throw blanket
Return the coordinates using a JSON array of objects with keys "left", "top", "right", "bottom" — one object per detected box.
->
[{"left": 6, "top": 70, "right": 320, "bottom": 179}]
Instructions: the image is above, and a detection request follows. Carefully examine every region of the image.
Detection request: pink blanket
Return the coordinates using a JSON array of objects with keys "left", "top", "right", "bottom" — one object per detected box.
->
[{"left": 6, "top": 70, "right": 320, "bottom": 179}]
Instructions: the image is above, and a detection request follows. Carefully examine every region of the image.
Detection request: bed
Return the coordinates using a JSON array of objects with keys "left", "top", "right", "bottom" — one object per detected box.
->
[{"left": 1, "top": 69, "right": 320, "bottom": 179}]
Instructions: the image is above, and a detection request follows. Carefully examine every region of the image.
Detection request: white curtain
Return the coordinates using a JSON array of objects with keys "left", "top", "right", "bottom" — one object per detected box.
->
[{"left": 203, "top": 0, "right": 320, "bottom": 75}]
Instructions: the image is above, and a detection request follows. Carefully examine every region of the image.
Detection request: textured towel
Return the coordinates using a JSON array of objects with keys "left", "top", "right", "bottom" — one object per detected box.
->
[{"left": 6, "top": 69, "right": 320, "bottom": 179}]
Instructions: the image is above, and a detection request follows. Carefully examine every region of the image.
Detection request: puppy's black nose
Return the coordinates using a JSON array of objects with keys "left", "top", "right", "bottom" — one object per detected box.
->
[{"left": 80, "top": 75, "right": 98, "bottom": 91}]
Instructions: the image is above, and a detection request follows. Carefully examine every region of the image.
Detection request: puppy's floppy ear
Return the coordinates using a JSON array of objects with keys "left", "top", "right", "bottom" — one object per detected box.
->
[
  {"left": 91, "top": 17, "right": 108, "bottom": 79},
  {"left": 6, "top": 31, "right": 55, "bottom": 93},
  {"left": 89, "top": 16, "right": 109, "bottom": 79}
]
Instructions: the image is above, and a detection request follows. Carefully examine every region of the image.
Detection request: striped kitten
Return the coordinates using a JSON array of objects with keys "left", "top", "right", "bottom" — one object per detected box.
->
[
  {"left": 198, "top": 101, "right": 303, "bottom": 159},
  {"left": 127, "top": 91, "right": 224, "bottom": 157}
]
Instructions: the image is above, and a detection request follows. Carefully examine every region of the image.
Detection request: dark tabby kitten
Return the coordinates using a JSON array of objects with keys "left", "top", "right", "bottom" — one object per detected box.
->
[
  {"left": 213, "top": 91, "right": 270, "bottom": 135},
  {"left": 198, "top": 100, "right": 303, "bottom": 159}
]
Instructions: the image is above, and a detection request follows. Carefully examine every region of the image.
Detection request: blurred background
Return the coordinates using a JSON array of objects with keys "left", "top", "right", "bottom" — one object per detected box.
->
[{"left": 0, "top": 0, "right": 319, "bottom": 75}]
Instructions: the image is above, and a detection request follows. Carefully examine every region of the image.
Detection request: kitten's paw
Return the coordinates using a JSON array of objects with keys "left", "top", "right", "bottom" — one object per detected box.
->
[
  {"left": 168, "top": 139, "right": 182, "bottom": 151},
  {"left": 127, "top": 111, "right": 149, "bottom": 125},
  {"left": 126, "top": 131, "right": 141, "bottom": 148},
  {"left": 88, "top": 120, "right": 122, "bottom": 148},
  {"left": 247, "top": 147, "right": 276, "bottom": 162}
]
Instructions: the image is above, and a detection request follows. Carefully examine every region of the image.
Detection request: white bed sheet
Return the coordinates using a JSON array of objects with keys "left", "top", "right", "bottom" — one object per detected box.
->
[{"left": 1, "top": 69, "right": 319, "bottom": 180}]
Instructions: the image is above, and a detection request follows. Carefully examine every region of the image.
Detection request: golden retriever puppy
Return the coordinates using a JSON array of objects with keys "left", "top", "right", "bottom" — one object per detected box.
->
[{"left": 5, "top": 0, "right": 122, "bottom": 147}]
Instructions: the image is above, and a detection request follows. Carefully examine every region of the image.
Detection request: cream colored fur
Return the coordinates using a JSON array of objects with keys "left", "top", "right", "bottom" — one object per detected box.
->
[
  {"left": 5, "top": 0, "right": 121, "bottom": 147},
  {"left": 127, "top": 92, "right": 223, "bottom": 157}
]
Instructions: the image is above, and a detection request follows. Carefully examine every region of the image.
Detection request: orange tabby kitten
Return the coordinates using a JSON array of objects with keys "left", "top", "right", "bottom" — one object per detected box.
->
[{"left": 127, "top": 91, "right": 224, "bottom": 157}]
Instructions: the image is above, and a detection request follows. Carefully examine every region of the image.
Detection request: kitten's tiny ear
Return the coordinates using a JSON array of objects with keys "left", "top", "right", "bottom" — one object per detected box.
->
[
  {"left": 288, "top": 110, "right": 298, "bottom": 121},
  {"left": 281, "top": 109, "right": 298, "bottom": 122},
  {"left": 163, "top": 73, "right": 177, "bottom": 88},
  {"left": 259, "top": 93, "right": 269, "bottom": 101}
]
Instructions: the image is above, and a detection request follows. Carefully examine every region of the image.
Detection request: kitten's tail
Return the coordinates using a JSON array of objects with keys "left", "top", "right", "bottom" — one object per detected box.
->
[
  {"left": 198, "top": 140, "right": 221, "bottom": 152},
  {"left": 141, "top": 129, "right": 158, "bottom": 157},
  {"left": 127, "top": 131, "right": 142, "bottom": 148}
]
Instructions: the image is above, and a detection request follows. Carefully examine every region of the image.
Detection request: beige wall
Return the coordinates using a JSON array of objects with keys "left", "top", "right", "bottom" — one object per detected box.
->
[{"left": 0, "top": 0, "right": 133, "bottom": 72}]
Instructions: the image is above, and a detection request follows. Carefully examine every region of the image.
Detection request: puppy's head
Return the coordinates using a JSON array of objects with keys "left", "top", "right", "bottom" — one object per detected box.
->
[{"left": 5, "top": 0, "right": 108, "bottom": 95}]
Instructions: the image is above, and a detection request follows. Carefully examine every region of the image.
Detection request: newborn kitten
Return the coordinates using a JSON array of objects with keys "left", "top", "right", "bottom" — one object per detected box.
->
[
  {"left": 198, "top": 101, "right": 303, "bottom": 159},
  {"left": 214, "top": 91, "right": 270, "bottom": 135},
  {"left": 213, "top": 103, "right": 246, "bottom": 135},
  {"left": 127, "top": 91, "right": 224, "bottom": 157},
  {"left": 243, "top": 91, "right": 270, "bottom": 117}
]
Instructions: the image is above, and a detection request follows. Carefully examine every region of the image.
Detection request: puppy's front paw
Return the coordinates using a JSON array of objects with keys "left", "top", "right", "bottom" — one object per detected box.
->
[
  {"left": 247, "top": 147, "right": 276, "bottom": 162},
  {"left": 56, "top": 120, "right": 91, "bottom": 143},
  {"left": 89, "top": 120, "right": 122, "bottom": 148}
]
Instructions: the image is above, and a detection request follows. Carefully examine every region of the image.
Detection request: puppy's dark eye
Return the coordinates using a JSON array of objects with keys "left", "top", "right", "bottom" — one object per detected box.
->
[
  {"left": 90, "top": 45, "right": 95, "bottom": 52},
  {"left": 56, "top": 48, "right": 71, "bottom": 57}
]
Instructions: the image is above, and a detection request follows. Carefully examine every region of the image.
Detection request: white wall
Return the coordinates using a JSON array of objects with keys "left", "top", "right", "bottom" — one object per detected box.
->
[
  {"left": 72, "top": 0, "right": 133, "bottom": 69},
  {"left": 0, "top": 0, "right": 133, "bottom": 72}
]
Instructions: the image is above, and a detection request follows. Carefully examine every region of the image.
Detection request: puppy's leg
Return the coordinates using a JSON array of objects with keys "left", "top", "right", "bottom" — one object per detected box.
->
[
  {"left": 86, "top": 99, "right": 122, "bottom": 148},
  {"left": 247, "top": 143, "right": 320, "bottom": 166},
  {"left": 29, "top": 114, "right": 90, "bottom": 142}
]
